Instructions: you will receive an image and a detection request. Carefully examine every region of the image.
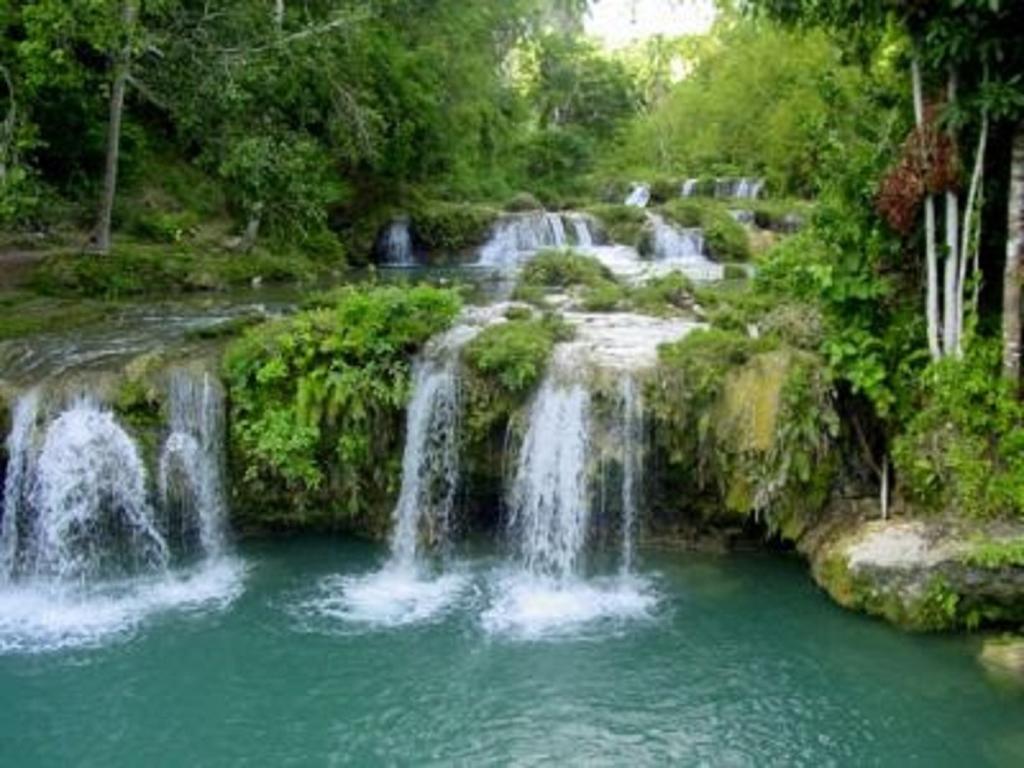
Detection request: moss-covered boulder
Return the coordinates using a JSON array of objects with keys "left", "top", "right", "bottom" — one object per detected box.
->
[
  {"left": 805, "top": 517, "right": 1024, "bottom": 631},
  {"left": 410, "top": 202, "right": 499, "bottom": 263}
]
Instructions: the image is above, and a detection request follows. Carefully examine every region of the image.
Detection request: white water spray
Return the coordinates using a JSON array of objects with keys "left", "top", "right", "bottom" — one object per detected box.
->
[
  {"left": 477, "top": 212, "right": 572, "bottom": 269},
  {"left": 378, "top": 219, "right": 414, "bottom": 266},
  {"left": 625, "top": 183, "right": 651, "bottom": 208}
]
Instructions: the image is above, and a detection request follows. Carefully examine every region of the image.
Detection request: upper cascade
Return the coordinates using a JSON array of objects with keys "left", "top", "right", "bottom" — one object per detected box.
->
[
  {"left": 647, "top": 214, "right": 725, "bottom": 281},
  {"left": 476, "top": 211, "right": 600, "bottom": 269},
  {"left": 376, "top": 218, "right": 415, "bottom": 266},
  {"left": 624, "top": 183, "right": 651, "bottom": 208},
  {"left": 681, "top": 178, "right": 699, "bottom": 197},
  {"left": 715, "top": 177, "right": 764, "bottom": 200}
]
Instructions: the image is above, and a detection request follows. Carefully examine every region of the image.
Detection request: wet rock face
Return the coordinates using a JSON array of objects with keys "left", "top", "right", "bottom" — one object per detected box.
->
[{"left": 804, "top": 515, "right": 1024, "bottom": 631}]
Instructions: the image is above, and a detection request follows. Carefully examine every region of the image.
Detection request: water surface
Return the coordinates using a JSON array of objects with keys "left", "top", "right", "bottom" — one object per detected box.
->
[{"left": 1, "top": 539, "right": 1022, "bottom": 766}]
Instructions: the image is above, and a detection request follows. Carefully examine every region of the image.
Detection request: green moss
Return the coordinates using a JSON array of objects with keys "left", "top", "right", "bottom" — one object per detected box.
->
[
  {"left": 464, "top": 318, "right": 556, "bottom": 396},
  {"left": 518, "top": 249, "right": 613, "bottom": 289},
  {"left": 410, "top": 201, "right": 498, "bottom": 257},
  {"left": 580, "top": 280, "right": 626, "bottom": 311},
  {"left": 961, "top": 537, "right": 1024, "bottom": 569},
  {"left": 584, "top": 204, "right": 649, "bottom": 248},
  {"left": 629, "top": 272, "right": 695, "bottom": 316},
  {"left": 504, "top": 192, "right": 543, "bottom": 212},
  {"left": 30, "top": 242, "right": 334, "bottom": 299},
  {"left": 0, "top": 292, "right": 119, "bottom": 341}
]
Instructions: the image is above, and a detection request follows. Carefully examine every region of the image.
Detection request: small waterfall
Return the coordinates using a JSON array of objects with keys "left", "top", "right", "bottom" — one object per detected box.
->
[
  {"left": 715, "top": 177, "right": 764, "bottom": 200},
  {"left": 681, "top": 178, "right": 699, "bottom": 197},
  {"left": 389, "top": 352, "right": 462, "bottom": 567},
  {"left": 17, "top": 400, "right": 168, "bottom": 582},
  {"left": 729, "top": 209, "right": 755, "bottom": 225},
  {"left": 624, "top": 183, "right": 651, "bottom": 208},
  {"left": 651, "top": 215, "right": 705, "bottom": 261},
  {"left": 507, "top": 376, "right": 591, "bottom": 579},
  {"left": 618, "top": 377, "right": 643, "bottom": 573},
  {"left": 158, "top": 371, "right": 228, "bottom": 559},
  {"left": 567, "top": 213, "right": 596, "bottom": 248},
  {"left": 477, "top": 212, "right": 571, "bottom": 269},
  {"left": 1, "top": 391, "right": 40, "bottom": 579},
  {"left": 377, "top": 218, "right": 414, "bottom": 266}
]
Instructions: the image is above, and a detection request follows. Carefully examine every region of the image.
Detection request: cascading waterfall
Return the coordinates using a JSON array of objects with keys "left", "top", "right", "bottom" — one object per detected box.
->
[
  {"left": 377, "top": 218, "right": 414, "bottom": 266},
  {"left": 566, "top": 212, "right": 597, "bottom": 248},
  {"left": 507, "top": 376, "right": 592, "bottom": 579},
  {"left": 1, "top": 390, "right": 41, "bottom": 580},
  {"left": 0, "top": 385, "right": 241, "bottom": 653},
  {"left": 625, "top": 183, "right": 651, "bottom": 208},
  {"left": 388, "top": 352, "right": 462, "bottom": 566},
  {"left": 302, "top": 319, "right": 485, "bottom": 627},
  {"left": 477, "top": 212, "right": 570, "bottom": 269},
  {"left": 158, "top": 370, "right": 228, "bottom": 559},
  {"left": 6, "top": 399, "right": 169, "bottom": 582},
  {"left": 483, "top": 352, "right": 656, "bottom": 637},
  {"left": 648, "top": 214, "right": 725, "bottom": 281},
  {"left": 618, "top": 376, "right": 643, "bottom": 574},
  {"left": 681, "top": 178, "right": 699, "bottom": 197},
  {"left": 715, "top": 177, "right": 764, "bottom": 200}
]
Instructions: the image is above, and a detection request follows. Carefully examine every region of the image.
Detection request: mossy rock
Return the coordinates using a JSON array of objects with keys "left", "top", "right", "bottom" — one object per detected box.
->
[
  {"left": 410, "top": 202, "right": 498, "bottom": 261},
  {"left": 808, "top": 519, "right": 1024, "bottom": 632},
  {"left": 584, "top": 204, "right": 650, "bottom": 248},
  {"left": 979, "top": 636, "right": 1024, "bottom": 684}
]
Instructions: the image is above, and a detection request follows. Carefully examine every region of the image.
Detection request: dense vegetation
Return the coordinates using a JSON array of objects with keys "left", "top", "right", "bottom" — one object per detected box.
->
[{"left": 3, "top": 0, "right": 1024, "bottom": 544}]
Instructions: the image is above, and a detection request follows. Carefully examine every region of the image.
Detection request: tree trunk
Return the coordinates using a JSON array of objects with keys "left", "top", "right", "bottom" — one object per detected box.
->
[
  {"left": 913, "top": 57, "right": 942, "bottom": 359},
  {"left": 92, "top": 1, "right": 138, "bottom": 255},
  {"left": 274, "top": 0, "right": 285, "bottom": 31},
  {"left": 1003, "top": 120, "right": 1024, "bottom": 382},
  {"left": 942, "top": 70, "right": 960, "bottom": 355},
  {"left": 957, "top": 112, "right": 988, "bottom": 354}
]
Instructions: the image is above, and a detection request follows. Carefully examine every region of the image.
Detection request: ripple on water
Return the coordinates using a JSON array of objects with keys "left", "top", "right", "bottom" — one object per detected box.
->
[
  {"left": 0, "top": 557, "right": 245, "bottom": 654},
  {"left": 292, "top": 565, "right": 470, "bottom": 632},
  {"left": 480, "top": 570, "right": 659, "bottom": 641}
]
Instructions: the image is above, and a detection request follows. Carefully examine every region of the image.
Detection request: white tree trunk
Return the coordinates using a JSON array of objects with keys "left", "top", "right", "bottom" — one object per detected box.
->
[
  {"left": 880, "top": 455, "right": 889, "bottom": 521},
  {"left": 942, "top": 70, "right": 960, "bottom": 354},
  {"left": 1004, "top": 120, "right": 1024, "bottom": 382},
  {"left": 913, "top": 57, "right": 942, "bottom": 359},
  {"left": 956, "top": 113, "right": 988, "bottom": 355},
  {"left": 274, "top": 0, "right": 285, "bottom": 31}
]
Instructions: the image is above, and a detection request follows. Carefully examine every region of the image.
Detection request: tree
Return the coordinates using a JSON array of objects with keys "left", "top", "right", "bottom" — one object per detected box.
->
[{"left": 1005, "top": 121, "right": 1024, "bottom": 381}]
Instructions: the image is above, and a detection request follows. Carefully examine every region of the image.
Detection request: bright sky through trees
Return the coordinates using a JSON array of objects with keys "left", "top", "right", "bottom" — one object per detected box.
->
[{"left": 585, "top": 0, "right": 715, "bottom": 48}]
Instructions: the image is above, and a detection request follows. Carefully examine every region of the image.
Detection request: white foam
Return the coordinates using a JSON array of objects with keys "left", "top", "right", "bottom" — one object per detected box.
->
[
  {"left": 0, "top": 557, "right": 245, "bottom": 654},
  {"left": 481, "top": 571, "right": 657, "bottom": 640},
  {"left": 296, "top": 565, "right": 469, "bottom": 630}
]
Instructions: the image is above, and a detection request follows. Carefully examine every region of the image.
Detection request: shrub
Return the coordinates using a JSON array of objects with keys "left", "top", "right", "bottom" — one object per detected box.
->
[
  {"left": 584, "top": 204, "right": 649, "bottom": 247},
  {"left": 410, "top": 201, "right": 498, "bottom": 254},
  {"left": 222, "top": 285, "right": 462, "bottom": 531},
  {"left": 893, "top": 340, "right": 1024, "bottom": 520},
  {"left": 518, "top": 249, "right": 613, "bottom": 289}
]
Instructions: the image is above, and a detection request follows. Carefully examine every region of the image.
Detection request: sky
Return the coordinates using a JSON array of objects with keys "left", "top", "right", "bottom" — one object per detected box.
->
[{"left": 585, "top": 0, "right": 716, "bottom": 49}]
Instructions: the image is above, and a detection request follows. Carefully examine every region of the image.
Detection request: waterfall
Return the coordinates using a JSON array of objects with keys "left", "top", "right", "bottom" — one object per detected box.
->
[
  {"left": 507, "top": 376, "right": 592, "bottom": 579},
  {"left": 377, "top": 218, "right": 414, "bottom": 266},
  {"left": 567, "top": 213, "right": 596, "bottom": 248},
  {"left": 618, "top": 377, "right": 643, "bottom": 573},
  {"left": 648, "top": 214, "right": 724, "bottom": 281},
  {"left": 681, "top": 178, "right": 699, "bottom": 197},
  {"left": 389, "top": 353, "right": 462, "bottom": 567},
  {"left": 477, "top": 212, "right": 571, "bottom": 269},
  {"left": 14, "top": 400, "right": 169, "bottom": 582},
  {"left": 625, "top": 183, "right": 651, "bottom": 208},
  {"left": 1, "top": 390, "right": 40, "bottom": 580},
  {"left": 715, "top": 177, "right": 764, "bottom": 200},
  {"left": 158, "top": 370, "right": 228, "bottom": 559}
]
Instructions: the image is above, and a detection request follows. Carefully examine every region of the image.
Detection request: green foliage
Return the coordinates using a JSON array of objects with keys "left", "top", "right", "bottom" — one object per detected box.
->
[
  {"left": 584, "top": 204, "right": 649, "bottom": 247},
  {"left": 629, "top": 272, "right": 695, "bottom": 316},
  {"left": 961, "top": 537, "right": 1024, "bottom": 570},
  {"left": 580, "top": 280, "right": 625, "bottom": 312},
  {"left": 30, "top": 244, "right": 326, "bottom": 299},
  {"left": 893, "top": 340, "right": 1024, "bottom": 520},
  {"left": 661, "top": 199, "right": 751, "bottom": 261},
  {"left": 650, "top": 327, "right": 837, "bottom": 534},
  {"left": 222, "top": 284, "right": 461, "bottom": 530},
  {"left": 464, "top": 317, "right": 558, "bottom": 396},
  {"left": 410, "top": 202, "right": 498, "bottom": 255},
  {"left": 610, "top": 18, "right": 879, "bottom": 197},
  {"left": 518, "top": 249, "right": 613, "bottom": 289}
]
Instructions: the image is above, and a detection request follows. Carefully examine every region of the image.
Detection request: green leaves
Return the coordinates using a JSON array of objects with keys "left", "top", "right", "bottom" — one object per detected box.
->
[{"left": 223, "top": 284, "right": 461, "bottom": 528}]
